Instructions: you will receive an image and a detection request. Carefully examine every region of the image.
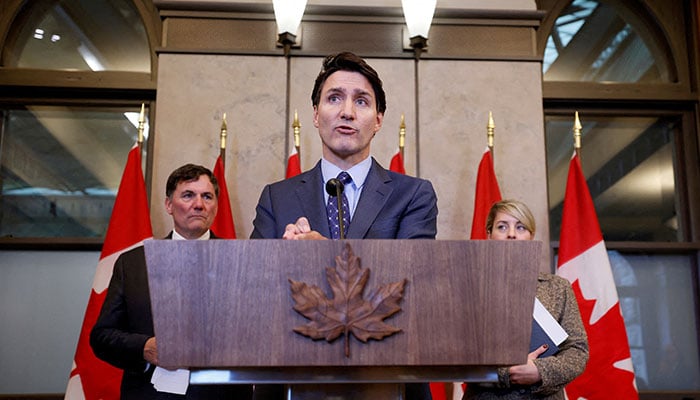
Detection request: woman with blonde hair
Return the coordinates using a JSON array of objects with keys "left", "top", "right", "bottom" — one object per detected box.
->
[{"left": 465, "top": 199, "right": 589, "bottom": 400}]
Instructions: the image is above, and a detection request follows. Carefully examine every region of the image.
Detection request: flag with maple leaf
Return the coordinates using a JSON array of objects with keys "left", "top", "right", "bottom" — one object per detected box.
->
[
  {"left": 210, "top": 155, "right": 236, "bottom": 238},
  {"left": 470, "top": 147, "right": 502, "bottom": 240},
  {"left": 389, "top": 148, "right": 405, "bottom": 174},
  {"left": 556, "top": 152, "right": 638, "bottom": 399},
  {"left": 286, "top": 146, "right": 301, "bottom": 178},
  {"left": 289, "top": 243, "right": 406, "bottom": 358},
  {"left": 65, "top": 143, "right": 153, "bottom": 400}
]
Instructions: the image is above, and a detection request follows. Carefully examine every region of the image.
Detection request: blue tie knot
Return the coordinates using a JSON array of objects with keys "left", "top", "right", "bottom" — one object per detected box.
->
[{"left": 337, "top": 171, "right": 352, "bottom": 186}]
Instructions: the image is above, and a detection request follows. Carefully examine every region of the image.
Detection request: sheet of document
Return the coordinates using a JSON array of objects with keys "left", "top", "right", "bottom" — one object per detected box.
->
[
  {"left": 151, "top": 366, "right": 190, "bottom": 395},
  {"left": 533, "top": 297, "right": 568, "bottom": 346}
]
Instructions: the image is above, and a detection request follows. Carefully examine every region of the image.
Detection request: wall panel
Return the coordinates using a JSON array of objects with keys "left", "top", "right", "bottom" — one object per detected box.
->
[
  {"left": 153, "top": 54, "right": 287, "bottom": 237},
  {"left": 418, "top": 60, "right": 549, "bottom": 265}
]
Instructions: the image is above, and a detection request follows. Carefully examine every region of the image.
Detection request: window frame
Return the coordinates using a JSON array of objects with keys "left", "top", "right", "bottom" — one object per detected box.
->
[
  {"left": 539, "top": 0, "right": 700, "bottom": 396},
  {"left": 0, "top": 0, "right": 160, "bottom": 249},
  {"left": 544, "top": 104, "right": 700, "bottom": 243}
]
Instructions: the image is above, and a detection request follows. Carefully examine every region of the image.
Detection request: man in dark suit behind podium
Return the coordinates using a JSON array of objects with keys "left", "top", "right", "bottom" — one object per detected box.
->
[
  {"left": 251, "top": 52, "right": 438, "bottom": 399},
  {"left": 91, "top": 164, "right": 253, "bottom": 399},
  {"left": 251, "top": 51, "right": 438, "bottom": 241}
]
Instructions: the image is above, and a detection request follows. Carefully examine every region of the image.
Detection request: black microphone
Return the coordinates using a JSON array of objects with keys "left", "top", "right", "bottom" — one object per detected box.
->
[{"left": 325, "top": 178, "right": 346, "bottom": 239}]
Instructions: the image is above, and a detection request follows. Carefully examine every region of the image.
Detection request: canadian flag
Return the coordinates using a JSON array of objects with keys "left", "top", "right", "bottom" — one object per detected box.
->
[
  {"left": 65, "top": 143, "right": 153, "bottom": 400},
  {"left": 556, "top": 152, "right": 638, "bottom": 399},
  {"left": 470, "top": 147, "right": 502, "bottom": 240},
  {"left": 286, "top": 147, "right": 302, "bottom": 178},
  {"left": 210, "top": 155, "right": 236, "bottom": 238},
  {"left": 389, "top": 148, "right": 405, "bottom": 174}
]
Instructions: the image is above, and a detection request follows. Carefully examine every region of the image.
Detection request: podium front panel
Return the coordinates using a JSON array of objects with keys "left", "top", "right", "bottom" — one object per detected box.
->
[{"left": 144, "top": 239, "right": 540, "bottom": 376}]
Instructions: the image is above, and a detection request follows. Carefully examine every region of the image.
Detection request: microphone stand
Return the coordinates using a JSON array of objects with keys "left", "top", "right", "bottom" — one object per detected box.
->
[{"left": 325, "top": 178, "right": 346, "bottom": 239}]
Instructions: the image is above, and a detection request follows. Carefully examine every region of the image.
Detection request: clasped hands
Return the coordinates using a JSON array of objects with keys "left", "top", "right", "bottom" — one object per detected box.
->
[{"left": 283, "top": 217, "right": 328, "bottom": 240}]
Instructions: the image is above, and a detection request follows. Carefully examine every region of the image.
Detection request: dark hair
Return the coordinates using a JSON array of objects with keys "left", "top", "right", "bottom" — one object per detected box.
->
[
  {"left": 165, "top": 164, "right": 219, "bottom": 198},
  {"left": 311, "top": 52, "right": 387, "bottom": 114}
]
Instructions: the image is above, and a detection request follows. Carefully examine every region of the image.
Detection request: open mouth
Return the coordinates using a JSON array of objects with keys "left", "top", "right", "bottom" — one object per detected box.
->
[{"left": 335, "top": 124, "right": 357, "bottom": 134}]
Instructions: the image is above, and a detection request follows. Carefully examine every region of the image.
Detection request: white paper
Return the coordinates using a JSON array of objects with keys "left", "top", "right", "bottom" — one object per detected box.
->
[
  {"left": 533, "top": 297, "right": 568, "bottom": 345},
  {"left": 151, "top": 366, "right": 190, "bottom": 395}
]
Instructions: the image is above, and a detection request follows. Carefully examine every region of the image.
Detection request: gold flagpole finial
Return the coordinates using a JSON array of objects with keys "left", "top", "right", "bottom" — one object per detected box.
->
[
  {"left": 292, "top": 109, "right": 301, "bottom": 150},
  {"left": 220, "top": 113, "right": 228, "bottom": 150},
  {"left": 573, "top": 111, "right": 582, "bottom": 153},
  {"left": 487, "top": 111, "right": 495, "bottom": 150},
  {"left": 137, "top": 103, "right": 145, "bottom": 145}
]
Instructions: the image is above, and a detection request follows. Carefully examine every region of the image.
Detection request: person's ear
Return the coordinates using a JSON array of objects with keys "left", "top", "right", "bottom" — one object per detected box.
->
[
  {"left": 313, "top": 106, "right": 320, "bottom": 128},
  {"left": 374, "top": 112, "right": 384, "bottom": 133},
  {"left": 164, "top": 196, "right": 173, "bottom": 215}
]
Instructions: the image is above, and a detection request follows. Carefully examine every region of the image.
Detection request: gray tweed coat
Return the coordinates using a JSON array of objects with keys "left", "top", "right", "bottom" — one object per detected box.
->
[{"left": 465, "top": 273, "right": 589, "bottom": 400}]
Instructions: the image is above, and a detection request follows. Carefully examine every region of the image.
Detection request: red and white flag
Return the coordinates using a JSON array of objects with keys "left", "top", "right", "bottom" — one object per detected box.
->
[
  {"left": 65, "top": 143, "right": 153, "bottom": 400},
  {"left": 210, "top": 155, "right": 236, "bottom": 239},
  {"left": 556, "top": 153, "right": 638, "bottom": 399},
  {"left": 470, "top": 147, "right": 502, "bottom": 240},
  {"left": 286, "top": 147, "right": 301, "bottom": 178},
  {"left": 389, "top": 148, "right": 405, "bottom": 174}
]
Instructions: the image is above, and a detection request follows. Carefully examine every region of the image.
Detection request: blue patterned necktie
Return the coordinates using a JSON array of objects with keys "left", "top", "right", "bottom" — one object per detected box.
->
[{"left": 326, "top": 171, "right": 352, "bottom": 239}]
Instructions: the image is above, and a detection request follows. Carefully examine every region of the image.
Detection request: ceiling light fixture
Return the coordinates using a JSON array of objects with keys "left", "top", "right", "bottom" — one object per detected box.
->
[
  {"left": 273, "top": 0, "right": 307, "bottom": 56},
  {"left": 401, "top": 0, "right": 436, "bottom": 59}
]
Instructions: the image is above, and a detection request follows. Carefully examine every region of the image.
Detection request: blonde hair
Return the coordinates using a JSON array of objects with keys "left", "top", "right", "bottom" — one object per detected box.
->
[{"left": 485, "top": 199, "right": 536, "bottom": 236}]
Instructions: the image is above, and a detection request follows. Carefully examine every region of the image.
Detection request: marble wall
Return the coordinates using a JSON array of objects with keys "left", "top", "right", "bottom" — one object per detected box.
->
[{"left": 153, "top": 54, "right": 288, "bottom": 239}]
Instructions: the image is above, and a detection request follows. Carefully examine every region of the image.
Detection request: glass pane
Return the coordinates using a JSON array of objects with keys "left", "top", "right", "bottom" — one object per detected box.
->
[
  {"left": 4, "top": 0, "right": 150, "bottom": 72},
  {"left": 543, "top": 0, "right": 669, "bottom": 83},
  {"left": 546, "top": 114, "right": 679, "bottom": 241},
  {"left": 608, "top": 252, "right": 700, "bottom": 390},
  {"left": 0, "top": 106, "right": 149, "bottom": 238}
]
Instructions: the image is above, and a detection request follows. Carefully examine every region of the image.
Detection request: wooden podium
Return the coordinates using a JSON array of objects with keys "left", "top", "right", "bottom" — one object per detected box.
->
[{"left": 144, "top": 239, "right": 541, "bottom": 399}]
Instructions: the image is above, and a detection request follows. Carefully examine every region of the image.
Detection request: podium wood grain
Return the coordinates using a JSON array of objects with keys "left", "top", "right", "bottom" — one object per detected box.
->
[{"left": 144, "top": 239, "right": 540, "bottom": 372}]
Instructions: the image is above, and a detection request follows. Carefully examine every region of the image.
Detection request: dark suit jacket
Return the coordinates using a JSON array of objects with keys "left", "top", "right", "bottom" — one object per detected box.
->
[
  {"left": 251, "top": 158, "right": 438, "bottom": 239},
  {"left": 249, "top": 158, "right": 437, "bottom": 400},
  {"left": 90, "top": 232, "right": 253, "bottom": 400}
]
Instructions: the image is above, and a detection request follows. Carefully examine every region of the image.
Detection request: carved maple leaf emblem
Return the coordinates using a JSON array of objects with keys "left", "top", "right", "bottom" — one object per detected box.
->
[{"left": 289, "top": 243, "right": 406, "bottom": 357}]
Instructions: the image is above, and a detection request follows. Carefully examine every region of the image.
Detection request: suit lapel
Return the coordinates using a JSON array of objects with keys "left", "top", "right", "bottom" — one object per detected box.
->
[
  {"left": 348, "top": 159, "right": 392, "bottom": 238},
  {"left": 295, "top": 162, "right": 331, "bottom": 237}
]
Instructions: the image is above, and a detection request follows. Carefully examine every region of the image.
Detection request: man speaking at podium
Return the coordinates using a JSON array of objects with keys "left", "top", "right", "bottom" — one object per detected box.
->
[
  {"left": 251, "top": 52, "right": 438, "bottom": 399},
  {"left": 251, "top": 51, "right": 437, "bottom": 242}
]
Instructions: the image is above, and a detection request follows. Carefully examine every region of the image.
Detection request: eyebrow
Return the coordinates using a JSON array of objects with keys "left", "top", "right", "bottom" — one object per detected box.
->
[
  {"left": 325, "top": 86, "right": 373, "bottom": 99},
  {"left": 180, "top": 189, "right": 214, "bottom": 196}
]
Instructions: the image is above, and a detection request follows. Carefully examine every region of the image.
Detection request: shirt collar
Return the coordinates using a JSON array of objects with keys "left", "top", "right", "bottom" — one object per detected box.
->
[
  {"left": 172, "top": 229, "right": 211, "bottom": 240},
  {"left": 321, "top": 156, "right": 372, "bottom": 189}
]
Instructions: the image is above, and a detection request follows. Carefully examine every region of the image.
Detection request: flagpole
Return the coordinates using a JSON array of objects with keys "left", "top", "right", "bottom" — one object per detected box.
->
[
  {"left": 398, "top": 113, "right": 406, "bottom": 159},
  {"left": 293, "top": 109, "right": 301, "bottom": 162},
  {"left": 573, "top": 111, "right": 582, "bottom": 158},
  {"left": 220, "top": 113, "right": 228, "bottom": 166},
  {"left": 137, "top": 103, "right": 146, "bottom": 153},
  {"left": 487, "top": 111, "right": 495, "bottom": 162}
]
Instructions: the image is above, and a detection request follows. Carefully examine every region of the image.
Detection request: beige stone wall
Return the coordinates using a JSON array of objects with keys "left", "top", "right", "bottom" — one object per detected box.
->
[
  {"left": 418, "top": 60, "right": 550, "bottom": 267},
  {"left": 152, "top": 54, "right": 288, "bottom": 238}
]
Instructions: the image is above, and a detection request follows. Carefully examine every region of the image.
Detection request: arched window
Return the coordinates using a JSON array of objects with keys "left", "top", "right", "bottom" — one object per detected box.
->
[
  {"left": 3, "top": 0, "right": 150, "bottom": 72},
  {"left": 543, "top": 0, "right": 675, "bottom": 83},
  {"left": 0, "top": 0, "right": 158, "bottom": 242},
  {"left": 540, "top": 0, "right": 700, "bottom": 395}
]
